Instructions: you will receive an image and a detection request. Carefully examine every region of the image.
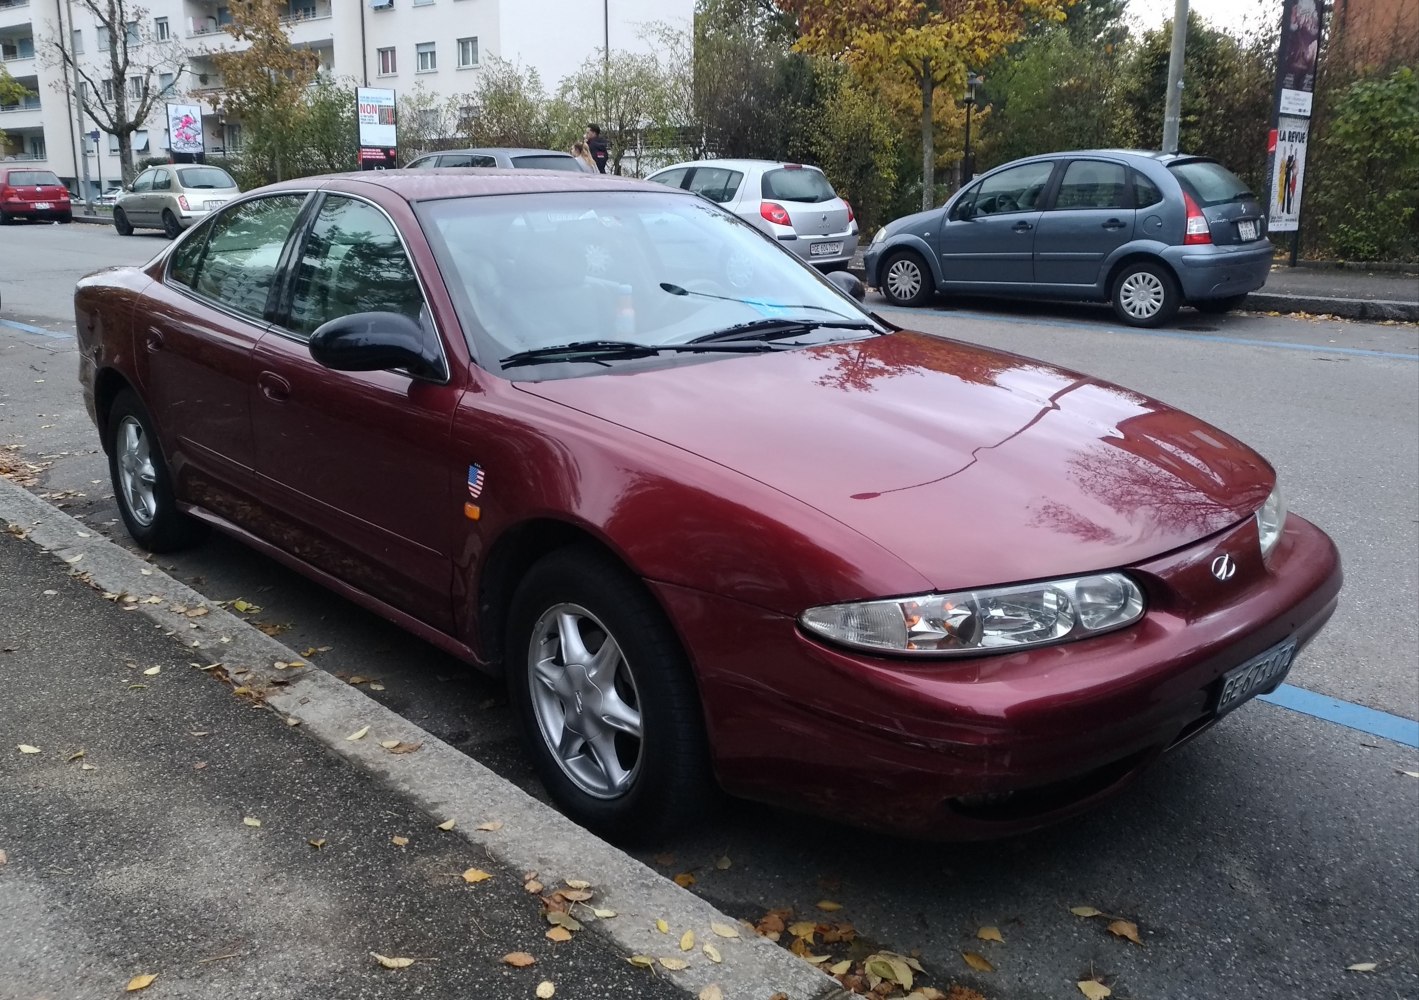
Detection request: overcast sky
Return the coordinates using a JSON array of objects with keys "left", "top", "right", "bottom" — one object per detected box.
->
[{"left": 1128, "top": 0, "right": 1283, "bottom": 38}]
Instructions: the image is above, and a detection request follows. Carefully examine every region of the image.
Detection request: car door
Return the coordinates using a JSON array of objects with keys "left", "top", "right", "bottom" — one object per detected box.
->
[
  {"left": 937, "top": 160, "right": 1057, "bottom": 285},
  {"left": 685, "top": 166, "right": 744, "bottom": 206},
  {"left": 138, "top": 193, "right": 310, "bottom": 524},
  {"left": 149, "top": 166, "right": 175, "bottom": 221},
  {"left": 249, "top": 192, "right": 460, "bottom": 630},
  {"left": 126, "top": 169, "right": 156, "bottom": 224},
  {"left": 1032, "top": 158, "right": 1136, "bottom": 287}
]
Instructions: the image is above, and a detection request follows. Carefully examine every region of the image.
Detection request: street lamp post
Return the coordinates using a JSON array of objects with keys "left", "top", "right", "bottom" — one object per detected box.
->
[{"left": 961, "top": 72, "right": 983, "bottom": 185}]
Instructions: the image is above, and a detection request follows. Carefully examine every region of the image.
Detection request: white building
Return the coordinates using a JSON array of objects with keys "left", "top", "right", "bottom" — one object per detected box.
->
[{"left": 0, "top": 0, "right": 688, "bottom": 201}]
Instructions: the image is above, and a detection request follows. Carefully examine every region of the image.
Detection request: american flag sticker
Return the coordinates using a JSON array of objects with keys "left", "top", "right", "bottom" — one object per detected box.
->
[{"left": 467, "top": 463, "right": 486, "bottom": 500}]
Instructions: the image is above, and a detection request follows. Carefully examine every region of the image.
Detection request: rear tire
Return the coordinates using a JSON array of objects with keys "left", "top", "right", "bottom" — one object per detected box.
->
[
  {"left": 1195, "top": 294, "right": 1248, "bottom": 315},
  {"left": 879, "top": 249, "right": 933, "bottom": 307},
  {"left": 1110, "top": 260, "right": 1180, "bottom": 327},
  {"left": 113, "top": 208, "right": 133, "bottom": 236},
  {"left": 106, "top": 389, "right": 205, "bottom": 552},
  {"left": 161, "top": 210, "right": 181, "bottom": 240},
  {"left": 0, "top": 211, "right": 10, "bottom": 226},
  {"left": 59, "top": 213, "right": 73, "bottom": 224}
]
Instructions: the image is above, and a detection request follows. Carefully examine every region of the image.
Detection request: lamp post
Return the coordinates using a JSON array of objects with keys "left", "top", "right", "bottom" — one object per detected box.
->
[{"left": 961, "top": 71, "right": 983, "bottom": 185}]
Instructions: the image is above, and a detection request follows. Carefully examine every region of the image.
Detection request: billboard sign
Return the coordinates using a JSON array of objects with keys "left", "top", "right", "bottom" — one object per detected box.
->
[
  {"left": 1267, "top": 117, "right": 1309, "bottom": 233},
  {"left": 166, "top": 103, "right": 205, "bottom": 155},
  {"left": 1276, "top": 0, "right": 1324, "bottom": 118},
  {"left": 356, "top": 87, "right": 397, "bottom": 147}
]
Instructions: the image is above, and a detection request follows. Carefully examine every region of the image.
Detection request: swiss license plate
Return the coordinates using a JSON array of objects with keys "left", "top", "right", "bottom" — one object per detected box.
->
[
  {"left": 34, "top": 202, "right": 52, "bottom": 210},
  {"left": 1216, "top": 638, "right": 1295, "bottom": 716},
  {"left": 1237, "top": 219, "right": 1258, "bottom": 241},
  {"left": 810, "top": 241, "right": 843, "bottom": 257},
  {"left": 205, "top": 199, "right": 226, "bottom": 211}
]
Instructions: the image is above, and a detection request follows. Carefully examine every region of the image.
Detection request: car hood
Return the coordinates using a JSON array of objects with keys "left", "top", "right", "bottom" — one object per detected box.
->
[{"left": 517, "top": 333, "right": 1273, "bottom": 592}]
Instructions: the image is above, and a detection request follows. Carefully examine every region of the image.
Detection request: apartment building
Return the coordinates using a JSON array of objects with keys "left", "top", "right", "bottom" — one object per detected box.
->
[{"left": 1, "top": 0, "right": 688, "bottom": 200}]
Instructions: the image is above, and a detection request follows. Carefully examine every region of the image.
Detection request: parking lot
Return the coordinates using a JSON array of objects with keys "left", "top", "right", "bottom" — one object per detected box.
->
[{"left": 2, "top": 221, "right": 1416, "bottom": 999}]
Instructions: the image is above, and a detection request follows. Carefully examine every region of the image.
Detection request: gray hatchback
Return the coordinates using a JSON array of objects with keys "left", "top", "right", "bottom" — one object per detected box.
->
[{"left": 863, "top": 150, "right": 1271, "bottom": 326}]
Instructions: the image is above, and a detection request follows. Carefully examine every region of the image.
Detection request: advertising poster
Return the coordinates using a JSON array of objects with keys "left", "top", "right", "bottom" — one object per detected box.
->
[
  {"left": 166, "top": 103, "right": 205, "bottom": 155},
  {"left": 356, "top": 87, "right": 397, "bottom": 169},
  {"left": 1268, "top": 117, "right": 1309, "bottom": 233},
  {"left": 1276, "top": 0, "right": 1324, "bottom": 117}
]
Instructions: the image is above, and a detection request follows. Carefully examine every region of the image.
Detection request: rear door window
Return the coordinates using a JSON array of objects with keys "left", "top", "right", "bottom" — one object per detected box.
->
[
  {"left": 1052, "top": 160, "right": 1129, "bottom": 210},
  {"left": 1133, "top": 172, "right": 1163, "bottom": 209},
  {"left": 649, "top": 167, "right": 690, "bottom": 190},
  {"left": 1168, "top": 160, "right": 1253, "bottom": 207},
  {"left": 185, "top": 195, "right": 308, "bottom": 322},
  {"left": 441, "top": 154, "right": 476, "bottom": 167},
  {"left": 511, "top": 154, "right": 582, "bottom": 171},
  {"left": 761, "top": 168, "right": 835, "bottom": 203},
  {"left": 687, "top": 167, "right": 743, "bottom": 204}
]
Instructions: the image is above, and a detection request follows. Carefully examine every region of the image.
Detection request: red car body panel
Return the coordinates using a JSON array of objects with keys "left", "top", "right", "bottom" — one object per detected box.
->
[
  {"left": 72, "top": 172, "right": 1343, "bottom": 837},
  {"left": 0, "top": 168, "right": 72, "bottom": 221}
]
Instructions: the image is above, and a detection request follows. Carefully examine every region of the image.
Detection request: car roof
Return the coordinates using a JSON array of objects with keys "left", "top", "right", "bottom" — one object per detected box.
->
[
  {"left": 417, "top": 147, "right": 575, "bottom": 158},
  {"left": 258, "top": 169, "right": 673, "bottom": 202},
  {"left": 651, "top": 158, "right": 825, "bottom": 174},
  {"left": 1003, "top": 149, "right": 1214, "bottom": 165}
]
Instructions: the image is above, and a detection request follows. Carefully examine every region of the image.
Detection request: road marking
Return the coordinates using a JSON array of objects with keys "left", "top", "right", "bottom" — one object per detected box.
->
[
  {"left": 884, "top": 305, "right": 1419, "bottom": 361},
  {"left": 1260, "top": 684, "right": 1419, "bottom": 748},
  {"left": 0, "top": 317, "right": 71, "bottom": 341}
]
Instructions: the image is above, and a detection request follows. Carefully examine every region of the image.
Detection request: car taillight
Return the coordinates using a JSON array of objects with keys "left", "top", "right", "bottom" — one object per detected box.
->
[
  {"left": 760, "top": 201, "right": 791, "bottom": 226},
  {"left": 1183, "top": 192, "right": 1212, "bottom": 245},
  {"left": 0, "top": 185, "right": 13, "bottom": 202},
  {"left": 178, "top": 195, "right": 191, "bottom": 211},
  {"left": 58, "top": 189, "right": 71, "bottom": 200},
  {"left": 844, "top": 200, "right": 855, "bottom": 224}
]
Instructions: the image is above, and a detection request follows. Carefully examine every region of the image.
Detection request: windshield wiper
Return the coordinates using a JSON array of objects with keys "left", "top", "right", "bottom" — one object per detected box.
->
[
  {"left": 660, "top": 282, "right": 868, "bottom": 319},
  {"left": 685, "top": 317, "right": 878, "bottom": 346},
  {"left": 499, "top": 339, "right": 777, "bottom": 369}
]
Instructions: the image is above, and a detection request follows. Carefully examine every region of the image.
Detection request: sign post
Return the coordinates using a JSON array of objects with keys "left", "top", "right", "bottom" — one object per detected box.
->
[
  {"left": 356, "top": 87, "right": 398, "bottom": 170},
  {"left": 1267, "top": 0, "right": 1325, "bottom": 266}
]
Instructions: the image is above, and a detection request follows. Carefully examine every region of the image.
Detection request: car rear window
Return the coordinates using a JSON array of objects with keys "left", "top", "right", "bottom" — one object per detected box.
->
[
  {"left": 7, "top": 170, "right": 62, "bottom": 187},
  {"left": 1168, "top": 160, "right": 1253, "bottom": 207},
  {"left": 511, "top": 155, "right": 584, "bottom": 172},
  {"left": 177, "top": 167, "right": 236, "bottom": 189},
  {"left": 761, "top": 167, "right": 835, "bottom": 203}
]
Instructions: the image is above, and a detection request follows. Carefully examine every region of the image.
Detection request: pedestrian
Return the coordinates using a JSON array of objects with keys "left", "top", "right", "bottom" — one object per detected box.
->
[
  {"left": 585, "top": 124, "right": 610, "bottom": 174},
  {"left": 570, "top": 140, "right": 597, "bottom": 173}
]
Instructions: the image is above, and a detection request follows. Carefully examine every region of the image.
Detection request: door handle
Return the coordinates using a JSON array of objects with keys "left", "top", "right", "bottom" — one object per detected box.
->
[
  {"left": 257, "top": 371, "right": 291, "bottom": 402},
  {"left": 1102, "top": 219, "right": 1127, "bottom": 230},
  {"left": 143, "top": 328, "right": 163, "bottom": 352},
  {"left": 1012, "top": 221, "right": 1034, "bottom": 233}
]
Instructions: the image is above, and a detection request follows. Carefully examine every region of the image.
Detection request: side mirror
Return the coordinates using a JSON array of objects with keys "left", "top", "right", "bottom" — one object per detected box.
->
[
  {"left": 825, "top": 269, "right": 865, "bottom": 302},
  {"left": 309, "top": 311, "right": 445, "bottom": 381},
  {"left": 955, "top": 201, "right": 976, "bottom": 221}
]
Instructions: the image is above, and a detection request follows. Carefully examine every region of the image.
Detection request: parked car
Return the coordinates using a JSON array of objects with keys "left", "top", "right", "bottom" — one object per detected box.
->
[
  {"left": 75, "top": 172, "right": 1340, "bottom": 841},
  {"left": 865, "top": 150, "right": 1272, "bottom": 326},
  {"left": 0, "top": 168, "right": 73, "bottom": 224},
  {"left": 113, "top": 164, "right": 241, "bottom": 239},
  {"left": 646, "top": 159, "right": 859, "bottom": 271},
  {"left": 406, "top": 147, "right": 592, "bottom": 172}
]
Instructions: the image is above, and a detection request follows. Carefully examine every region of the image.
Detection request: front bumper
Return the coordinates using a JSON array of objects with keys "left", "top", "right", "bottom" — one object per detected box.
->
[
  {"left": 1168, "top": 241, "right": 1273, "bottom": 301},
  {"left": 655, "top": 513, "right": 1341, "bottom": 838}
]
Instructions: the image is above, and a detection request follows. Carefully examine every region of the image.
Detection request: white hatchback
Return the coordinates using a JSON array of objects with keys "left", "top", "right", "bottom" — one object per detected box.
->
[{"left": 647, "top": 159, "right": 858, "bottom": 270}]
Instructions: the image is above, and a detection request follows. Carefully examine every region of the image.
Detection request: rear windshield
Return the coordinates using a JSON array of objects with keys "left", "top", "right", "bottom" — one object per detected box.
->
[
  {"left": 761, "top": 167, "right": 836, "bottom": 203},
  {"left": 177, "top": 167, "right": 236, "bottom": 189},
  {"left": 511, "top": 155, "right": 584, "bottom": 172},
  {"left": 1168, "top": 160, "right": 1252, "bottom": 207},
  {"left": 8, "top": 170, "right": 62, "bottom": 187}
]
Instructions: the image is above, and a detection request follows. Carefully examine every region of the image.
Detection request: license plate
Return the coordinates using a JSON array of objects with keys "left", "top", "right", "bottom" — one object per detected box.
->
[
  {"left": 1216, "top": 639, "right": 1295, "bottom": 716},
  {"left": 205, "top": 199, "right": 226, "bottom": 210},
  {"left": 1237, "top": 219, "right": 1258, "bottom": 241},
  {"left": 34, "top": 202, "right": 52, "bottom": 210},
  {"left": 810, "top": 241, "right": 843, "bottom": 257}
]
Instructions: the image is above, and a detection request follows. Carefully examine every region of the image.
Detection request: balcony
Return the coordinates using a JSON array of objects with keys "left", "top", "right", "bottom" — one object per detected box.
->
[
  {"left": 0, "top": 0, "right": 30, "bottom": 24},
  {"left": 0, "top": 94, "right": 41, "bottom": 129}
]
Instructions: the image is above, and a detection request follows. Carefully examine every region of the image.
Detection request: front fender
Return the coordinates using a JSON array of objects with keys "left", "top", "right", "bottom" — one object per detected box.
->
[{"left": 871, "top": 233, "right": 944, "bottom": 289}]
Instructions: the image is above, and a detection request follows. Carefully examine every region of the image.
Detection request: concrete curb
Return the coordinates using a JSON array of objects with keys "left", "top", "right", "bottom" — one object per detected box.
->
[{"left": 0, "top": 474, "right": 844, "bottom": 1000}]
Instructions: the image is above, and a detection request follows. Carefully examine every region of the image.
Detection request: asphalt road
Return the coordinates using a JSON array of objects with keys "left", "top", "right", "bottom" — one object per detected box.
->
[{"left": 2, "top": 221, "right": 1417, "bottom": 1000}]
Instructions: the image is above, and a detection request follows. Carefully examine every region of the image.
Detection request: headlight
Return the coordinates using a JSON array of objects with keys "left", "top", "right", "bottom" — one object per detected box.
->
[
  {"left": 1256, "top": 484, "right": 1286, "bottom": 560},
  {"left": 799, "top": 573, "right": 1145, "bottom": 657},
  {"left": 871, "top": 226, "right": 888, "bottom": 245}
]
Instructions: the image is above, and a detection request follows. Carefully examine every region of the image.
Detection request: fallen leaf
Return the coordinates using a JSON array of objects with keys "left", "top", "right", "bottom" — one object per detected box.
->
[
  {"left": 370, "top": 953, "right": 414, "bottom": 969},
  {"left": 699, "top": 987, "right": 724, "bottom": 1000},
  {"left": 231, "top": 600, "right": 261, "bottom": 613},
  {"left": 66, "top": 750, "right": 86, "bottom": 762},
  {"left": 977, "top": 925, "right": 1004, "bottom": 943},
  {"left": 0, "top": 850, "right": 6, "bottom": 865},
  {"left": 710, "top": 922, "right": 740, "bottom": 938},
  {"left": 193, "top": 761, "right": 207, "bottom": 771},
  {"left": 285, "top": 717, "right": 300, "bottom": 727},
  {"left": 1108, "top": 919, "right": 1143, "bottom": 946},
  {"left": 680, "top": 929, "right": 695, "bottom": 951},
  {"left": 593, "top": 907, "right": 617, "bottom": 919},
  {"left": 392, "top": 835, "right": 409, "bottom": 847},
  {"left": 1077, "top": 981, "right": 1111, "bottom": 1000},
  {"left": 125, "top": 973, "right": 158, "bottom": 991},
  {"left": 816, "top": 900, "right": 843, "bottom": 912},
  {"left": 715, "top": 855, "right": 732, "bottom": 870},
  {"left": 829, "top": 959, "right": 851, "bottom": 975},
  {"left": 503, "top": 952, "right": 536, "bottom": 968},
  {"left": 658, "top": 957, "right": 689, "bottom": 971},
  {"left": 703, "top": 943, "right": 722, "bottom": 963},
  {"left": 186, "top": 607, "right": 209, "bottom": 618},
  {"left": 962, "top": 951, "right": 995, "bottom": 972},
  {"left": 1346, "top": 962, "right": 1378, "bottom": 973},
  {"left": 345, "top": 726, "right": 370, "bottom": 742},
  {"left": 674, "top": 872, "right": 697, "bottom": 887},
  {"left": 437, "top": 818, "right": 456, "bottom": 831},
  {"left": 462, "top": 868, "right": 493, "bottom": 884},
  {"left": 628, "top": 955, "right": 654, "bottom": 968},
  {"left": 308, "top": 838, "right": 325, "bottom": 849},
  {"left": 559, "top": 889, "right": 593, "bottom": 902},
  {"left": 476, "top": 821, "right": 504, "bottom": 832},
  {"left": 536, "top": 982, "right": 555, "bottom": 999},
  {"left": 546, "top": 912, "right": 582, "bottom": 931},
  {"left": 242, "top": 816, "right": 261, "bottom": 828},
  {"left": 1400, "top": 771, "right": 1419, "bottom": 779},
  {"left": 525, "top": 879, "right": 545, "bottom": 894},
  {"left": 378, "top": 739, "right": 400, "bottom": 749},
  {"left": 17, "top": 745, "right": 40, "bottom": 754},
  {"left": 1071, "top": 906, "right": 1104, "bottom": 918},
  {"left": 546, "top": 926, "right": 573, "bottom": 943},
  {"left": 789, "top": 921, "right": 817, "bottom": 940},
  {"left": 565, "top": 879, "right": 591, "bottom": 890},
  {"left": 656, "top": 918, "right": 670, "bottom": 934},
  {"left": 348, "top": 675, "right": 370, "bottom": 685},
  {"left": 143, "top": 666, "right": 161, "bottom": 676},
  {"left": 81, "top": 763, "right": 96, "bottom": 771}
]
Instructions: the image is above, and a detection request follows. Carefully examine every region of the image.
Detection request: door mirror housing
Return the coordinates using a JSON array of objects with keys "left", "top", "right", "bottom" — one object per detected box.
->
[
  {"left": 825, "top": 269, "right": 866, "bottom": 302},
  {"left": 954, "top": 200, "right": 976, "bottom": 221},
  {"left": 309, "top": 312, "right": 446, "bottom": 381}
]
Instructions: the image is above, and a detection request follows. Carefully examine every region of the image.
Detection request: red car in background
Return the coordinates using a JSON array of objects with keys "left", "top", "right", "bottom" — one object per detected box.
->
[
  {"left": 73, "top": 171, "right": 1341, "bottom": 840},
  {"left": 1, "top": 168, "right": 73, "bottom": 224}
]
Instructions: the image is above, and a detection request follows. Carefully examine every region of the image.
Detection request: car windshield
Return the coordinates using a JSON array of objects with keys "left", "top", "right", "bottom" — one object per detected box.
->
[
  {"left": 9, "top": 171, "right": 62, "bottom": 186},
  {"left": 418, "top": 190, "right": 875, "bottom": 379},
  {"left": 1169, "top": 160, "right": 1252, "bottom": 207},
  {"left": 761, "top": 167, "right": 836, "bottom": 203},
  {"left": 177, "top": 167, "right": 236, "bottom": 189},
  {"left": 511, "top": 155, "right": 584, "bottom": 171}
]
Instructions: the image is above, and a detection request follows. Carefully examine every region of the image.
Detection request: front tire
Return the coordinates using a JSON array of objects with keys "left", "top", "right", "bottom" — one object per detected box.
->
[
  {"left": 113, "top": 208, "right": 134, "bottom": 236},
  {"left": 161, "top": 210, "right": 181, "bottom": 240},
  {"left": 1195, "top": 293, "right": 1247, "bottom": 315},
  {"left": 106, "top": 389, "right": 204, "bottom": 552},
  {"left": 1110, "top": 260, "right": 1180, "bottom": 327},
  {"left": 506, "top": 546, "right": 715, "bottom": 842},
  {"left": 879, "top": 249, "right": 934, "bottom": 307}
]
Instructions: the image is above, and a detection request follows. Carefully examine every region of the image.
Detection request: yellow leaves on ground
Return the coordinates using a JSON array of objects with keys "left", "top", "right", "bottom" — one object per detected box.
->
[
  {"left": 788, "top": 921, "right": 818, "bottom": 940},
  {"left": 370, "top": 953, "right": 415, "bottom": 969},
  {"left": 565, "top": 879, "right": 590, "bottom": 890},
  {"left": 961, "top": 951, "right": 995, "bottom": 972},
  {"left": 864, "top": 952, "right": 916, "bottom": 990},
  {"left": 703, "top": 943, "right": 722, "bottom": 963},
  {"left": 535, "top": 982, "right": 555, "bottom": 999},
  {"left": 829, "top": 959, "right": 851, "bottom": 976},
  {"left": 710, "top": 922, "right": 740, "bottom": 938},
  {"left": 698, "top": 986, "right": 724, "bottom": 1000},
  {"left": 1346, "top": 962, "right": 1378, "bottom": 972},
  {"left": 674, "top": 872, "right": 697, "bottom": 887},
  {"left": 524, "top": 879, "right": 545, "bottom": 894},
  {"left": 546, "top": 911, "right": 582, "bottom": 931},
  {"left": 0, "top": 850, "right": 7, "bottom": 865},
  {"left": 628, "top": 955, "right": 655, "bottom": 968},
  {"left": 386, "top": 741, "right": 422, "bottom": 754},
  {"left": 1077, "top": 979, "right": 1112, "bottom": 999},
  {"left": 658, "top": 957, "right": 689, "bottom": 971},
  {"left": 1107, "top": 919, "right": 1143, "bottom": 946},
  {"left": 559, "top": 889, "right": 593, "bottom": 902},
  {"left": 378, "top": 739, "right": 400, "bottom": 749},
  {"left": 307, "top": 838, "right": 326, "bottom": 850},
  {"left": 142, "top": 666, "right": 161, "bottom": 676},
  {"left": 242, "top": 816, "right": 261, "bottom": 828},
  {"left": 461, "top": 868, "right": 493, "bottom": 884},
  {"left": 655, "top": 918, "right": 670, "bottom": 934},
  {"left": 1070, "top": 905, "right": 1104, "bottom": 918},
  {"left": 679, "top": 929, "right": 695, "bottom": 951},
  {"left": 592, "top": 908, "right": 617, "bottom": 919},
  {"left": 502, "top": 952, "right": 536, "bottom": 967},
  {"left": 715, "top": 855, "right": 732, "bottom": 870},
  {"left": 976, "top": 925, "right": 1004, "bottom": 943},
  {"left": 391, "top": 835, "right": 409, "bottom": 847},
  {"left": 125, "top": 974, "right": 157, "bottom": 991},
  {"left": 436, "top": 819, "right": 456, "bottom": 831},
  {"left": 345, "top": 726, "right": 369, "bottom": 742},
  {"left": 17, "top": 745, "right": 40, "bottom": 754},
  {"left": 816, "top": 900, "right": 843, "bottom": 912},
  {"left": 475, "top": 821, "right": 504, "bottom": 832},
  {"left": 231, "top": 600, "right": 260, "bottom": 614},
  {"left": 545, "top": 926, "right": 573, "bottom": 943}
]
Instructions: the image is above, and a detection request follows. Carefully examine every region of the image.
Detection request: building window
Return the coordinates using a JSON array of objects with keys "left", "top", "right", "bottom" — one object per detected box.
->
[
  {"left": 416, "top": 42, "right": 436, "bottom": 73},
  {"left": 225, "top": 122, "right": 242, "bottom": 152},
  {"left": 128, "top": 76, "right": 143, "bottom": 99},
  {"left": 29, "top": 136, "right": 46, "bottom": 159},
  {"left": 155, "top": 17, "right": 170, "bottom": 41},
  {"left": 217, "top": 7, "right": 233, "bottom": 26},
  {"left": 457, "top": 36, "right": 478, "bottom": 68},
  {"left": 125, "top": 21, "right": 139, "bottom": 45},
  {"left": 97, "top": 26, "right": 111, "bottom": 50},
  {"left": 377, "top": 46, "right": 396, "bottom": 75},
  {"left": 159, "top": 72, "right": 174, "bottom": 94},
  {"left": 108, "top": 133, "right": 119, "bottom": 153},
  {"left": 71, "top": 29, "right": 84, "bottom": 54},
  {"left": 413, "top": 0, "right": 434, "bottom": 5},
  {"left": 101, "top": 78, "right": 114, "bottom": 101}
]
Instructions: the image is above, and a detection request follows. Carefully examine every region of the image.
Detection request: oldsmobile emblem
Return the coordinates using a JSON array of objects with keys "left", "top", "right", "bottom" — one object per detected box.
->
[{"left": 1211, "top": 554, "right": 1237, "bottom": 581}]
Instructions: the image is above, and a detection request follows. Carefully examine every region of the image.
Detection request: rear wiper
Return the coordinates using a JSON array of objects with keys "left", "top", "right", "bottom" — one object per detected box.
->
[
  {"left": 500, "top": 339, "right": 777, "bottom": 369},
  {"left": 686, "top": 317, "right": 878, "bottom": 345},
  {"left": 1229, "top": 191, "right": 1256, "bottom": 202}
]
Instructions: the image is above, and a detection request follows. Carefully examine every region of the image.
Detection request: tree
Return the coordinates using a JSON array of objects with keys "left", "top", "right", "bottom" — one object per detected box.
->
[
  {"left": 46, "top": 0, "right": 188, "bottom": 184},
  {"left": 461, "top": 58, "right": 552, "bottom": 149},
  {"left": 0, "top": 65, "right": 27, "bottom": 149},
  {"left": 781, "top": 0, "right": 1073, "bottom": 210},
  {"left": 211, "top": 0, "right": 319, "bottom": 183},
  {"left": 397, "top": 82, "right": 466, "bottom": 159},
  {"left": 294, "top": 77, "right": 358, "bottom": 176},
  {"left": 810, "top": 69, "right": 904, "bottom": 232}
]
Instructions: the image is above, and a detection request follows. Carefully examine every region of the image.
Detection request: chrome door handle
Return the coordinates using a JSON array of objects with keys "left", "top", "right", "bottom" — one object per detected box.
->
[{"left": 257, "top": 371, "right": 290, "bottom": 402}]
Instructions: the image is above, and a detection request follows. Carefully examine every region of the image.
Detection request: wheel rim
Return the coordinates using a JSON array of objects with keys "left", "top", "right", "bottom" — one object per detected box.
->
[
  {"left": 527, "top": 603, "right": 643, "bottom": 800},
  {"left": 886, "top": 257, "right": 922, "bottom": 301},
  {"left": 1119, "top": 270, "right": 1165, "bottom": 319},
  {"left": 115, "top": 415, "right": 158, "bottom": 527}
]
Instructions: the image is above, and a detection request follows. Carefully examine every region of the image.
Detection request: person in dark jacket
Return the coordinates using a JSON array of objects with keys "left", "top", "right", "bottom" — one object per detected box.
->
[{"left": 585, "top": 124, "right": 610, "bottom": 174}]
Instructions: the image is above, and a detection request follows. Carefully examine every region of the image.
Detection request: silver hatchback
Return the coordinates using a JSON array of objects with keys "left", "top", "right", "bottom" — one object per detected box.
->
[
  {"left": 646, "top": 159, "right": 859, "bottom": 269},
  {"left": 114, "top": 164, "right": 241, "bottom": 239}
]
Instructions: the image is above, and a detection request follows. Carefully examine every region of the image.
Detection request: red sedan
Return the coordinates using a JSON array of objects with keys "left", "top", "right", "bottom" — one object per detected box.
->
[{"left": 75, "top": 172, "right": 1341, "bottom": 840}]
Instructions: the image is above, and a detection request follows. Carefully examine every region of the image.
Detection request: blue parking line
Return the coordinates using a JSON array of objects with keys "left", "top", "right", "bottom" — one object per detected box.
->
[
  {"left": 0, "top": 317, "right": 70, "bottom": 340},
  {"left": 1259, "top": 684, "right": 1419, "bottom": 748},
  {"left": 896, "top": 305, "right": 1419, "bottom": 361}
]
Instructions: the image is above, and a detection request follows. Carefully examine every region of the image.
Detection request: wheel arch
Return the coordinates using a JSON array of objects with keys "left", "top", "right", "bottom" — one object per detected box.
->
[
  {"left": 93, "top": 367, "right": 138, "bottom": 454},
  {"left": 879, "top": 236, "right": 943, "bottom": 288},
  {"left": 1105, "top": 251, "right": 1180, "bottom": 298}
]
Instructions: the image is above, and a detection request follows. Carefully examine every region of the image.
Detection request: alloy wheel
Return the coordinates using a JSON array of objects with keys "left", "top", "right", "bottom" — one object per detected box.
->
[{"left": 115, "top": 415, "right": 158, "bottom": 527}]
